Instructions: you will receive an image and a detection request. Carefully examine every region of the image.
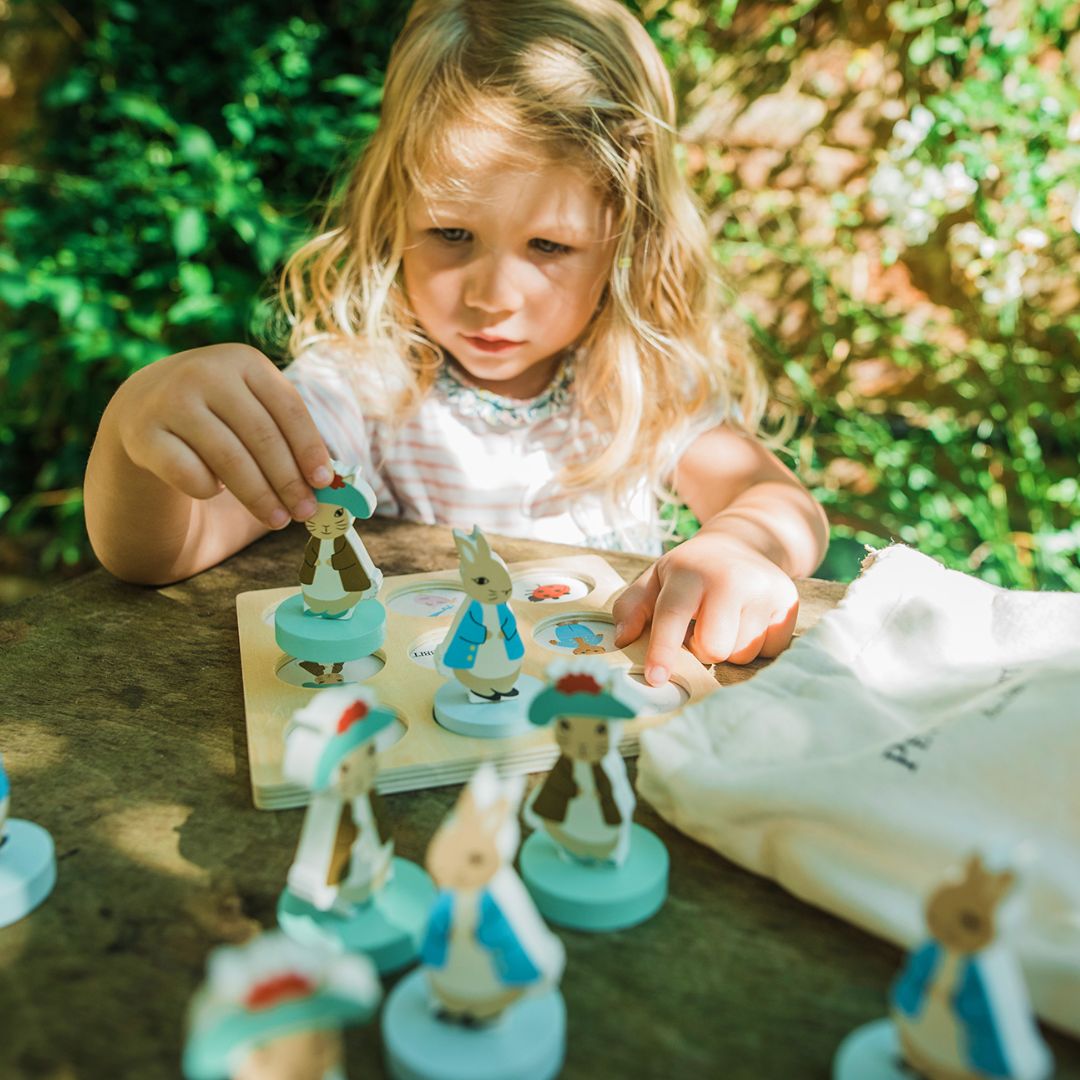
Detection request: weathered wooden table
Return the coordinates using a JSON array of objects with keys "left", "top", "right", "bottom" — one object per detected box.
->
[{"left": 1, "top": 519, "right": 1077, "bottom": 1079}]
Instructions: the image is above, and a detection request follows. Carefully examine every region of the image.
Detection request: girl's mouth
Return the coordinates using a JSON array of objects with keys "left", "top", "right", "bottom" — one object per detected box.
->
[{"left": 461, "top": 334, "right": 524, "bottom": 354}]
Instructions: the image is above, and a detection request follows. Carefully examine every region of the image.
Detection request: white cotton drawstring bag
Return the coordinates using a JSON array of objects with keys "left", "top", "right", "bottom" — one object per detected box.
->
[{"left": 637, "top": 544, "right": 1080, "bottom": 1037}]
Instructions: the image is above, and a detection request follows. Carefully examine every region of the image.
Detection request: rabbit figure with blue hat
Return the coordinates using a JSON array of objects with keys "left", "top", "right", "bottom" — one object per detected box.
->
[
  {"left": 432, "top": 525, "right": 544, "bottom": 738},
  {"left": 0, "top": 754, "right": 57, "bottom": 928},
  {"left": 183, "top": 930, "right": 381, "bottom": 1080},
  {"left": 274, "top": 462, "right": 386, "bottom": 688},
  {"left": 833, "top": 852, "right": 1053, "bottom": 1080},
  {"left": 277, "top": 686, "right": 436, "bottom": 973},
  {"left": 519, "top": 657, "right": 669, "bottom": 932},
  {"left": 381, "top": 764, "right": 567, "bottom": 1080}
]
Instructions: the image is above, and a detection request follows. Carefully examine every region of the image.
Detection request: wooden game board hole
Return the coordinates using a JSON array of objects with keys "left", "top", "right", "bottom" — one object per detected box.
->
[
  {"left": 533, "top": 613, "right": 618, "bottom": 655},
  {"left": 407, "top": 629, "right": 446, "bottom": 670},
  {"left": 623, "top": 667, "right": 690, "bottom": 713},
  {"left": 274, "top": 651, "right": 386, "bottom": 688},
  {"left": 510, "top": 569, "right": 594, "bottom": 605},
  {"left": 385, "top": 582, "right": 466, "bottom": 619}
]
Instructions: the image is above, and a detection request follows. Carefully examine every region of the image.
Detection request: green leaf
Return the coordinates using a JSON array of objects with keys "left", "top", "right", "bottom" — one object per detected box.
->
[
  {"left": 908, "top": 28, "right": 937, "bottom": 66},
  {"left": 172, "top": 207, "right": 209, "bottom": 257},
  {"left": 177, "top": 125, "right": 217, "bottom": 163}
]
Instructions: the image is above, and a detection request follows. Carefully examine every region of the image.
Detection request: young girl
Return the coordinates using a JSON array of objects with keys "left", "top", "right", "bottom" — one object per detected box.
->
[{"left": 84, "top": 0, "right": 828, "bottom": 684}]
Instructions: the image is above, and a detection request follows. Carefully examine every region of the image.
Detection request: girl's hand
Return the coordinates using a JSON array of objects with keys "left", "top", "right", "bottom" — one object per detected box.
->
[
  {"left": 113, "top": 344, "right": 333, "bottom": 529},
  {"left": 612, "top": 531, "right": 800, "bottom": 685}
]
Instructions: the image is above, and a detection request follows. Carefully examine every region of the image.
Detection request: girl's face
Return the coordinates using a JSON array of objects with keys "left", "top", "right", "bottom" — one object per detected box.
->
[{"left": 402, "top": 155, "right": 616, "bottom": 399}]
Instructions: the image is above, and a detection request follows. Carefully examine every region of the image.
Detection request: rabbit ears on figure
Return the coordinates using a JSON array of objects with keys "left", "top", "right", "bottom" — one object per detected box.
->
[
  {"left": 443, "top": 763, "right": 525, "bottom": 864},
  {"left": 282, "top": 686, "right": 396, "bottom": 793},
  {"left": 184, "top": 930, "right": 380, "bottom": 1077},
  {"left": 529, "top": 657, "right": 645, "bottom": 728},
  {"left": 314, "top": 461, "right": 377, "bottom": 520},
  {"left": 451, "top": 525, "right": 510, "bottom": 574}
]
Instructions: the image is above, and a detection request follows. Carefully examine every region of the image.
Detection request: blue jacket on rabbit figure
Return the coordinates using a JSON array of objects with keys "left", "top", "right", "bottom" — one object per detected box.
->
[
  {"left": 419, "top": 765, "right": 565, "bottom": 1026},
  {"left": 441, "top": 601, "right": 524, "bottom": 670}
]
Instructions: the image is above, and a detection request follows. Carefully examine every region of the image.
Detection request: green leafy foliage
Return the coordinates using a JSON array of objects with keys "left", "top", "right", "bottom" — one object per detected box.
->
[{"left": 0, "top": 0, "right": 405, "bottom": 569}]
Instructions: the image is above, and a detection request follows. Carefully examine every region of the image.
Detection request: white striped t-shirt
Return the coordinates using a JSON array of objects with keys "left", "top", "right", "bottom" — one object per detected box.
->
[{"left": 283, "top": 346, "right": 664, "bottom": 555}]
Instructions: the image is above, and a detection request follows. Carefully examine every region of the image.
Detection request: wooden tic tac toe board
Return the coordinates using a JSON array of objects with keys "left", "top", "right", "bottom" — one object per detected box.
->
[{"left": 236, "top": 554, "right": 719, "bottom": 809}]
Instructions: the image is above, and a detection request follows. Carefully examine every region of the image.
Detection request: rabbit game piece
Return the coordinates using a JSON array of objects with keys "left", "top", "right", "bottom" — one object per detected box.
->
[
  {"left": 0, "top": 754, "right": 56, "bottom": 928},
  {"left": 274, "top": 463, "right": 386, "bottom": 688},
  {"left": 183, "top": 930, "right": 381, "bottom": 1080},
  {"left": 381, "top": 764, "right": 567, "bottom": 1080},
  {"left": 833, "top": 853, "right": 1053, "bottom": 1080},
  {"left": 277, "top": 687, "right": 436, "bottom": 973},
  {"left": 431, "top": 526, "right": 544, "bottom": 738},
  {"left": 519, "top": 659, "right": 669, "bottom": 931}
]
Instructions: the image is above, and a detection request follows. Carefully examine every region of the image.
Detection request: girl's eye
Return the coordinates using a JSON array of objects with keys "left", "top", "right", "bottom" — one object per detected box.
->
[
  {"left": 433, "top": 227, "right": 470, "bottom": 244},
  {"left": 530, "top": 237, "right": 571, "bottom": 255}
]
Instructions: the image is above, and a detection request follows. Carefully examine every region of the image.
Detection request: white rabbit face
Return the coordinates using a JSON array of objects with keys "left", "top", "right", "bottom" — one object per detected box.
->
[
  {"left": 554, "top": 715, "right": 611, "bottom": 764},
  {"left": 335, "top": 743, "right": 378, "bottom": 799},
  {"left": 463, "top": 565, "right": 512, "bottom": 605},
  {"left": 304, "top": 503, "right": 353, "bottom": 539}
]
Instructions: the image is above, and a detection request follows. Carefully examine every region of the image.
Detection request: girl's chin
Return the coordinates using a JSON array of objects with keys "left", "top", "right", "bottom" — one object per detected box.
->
[{"left": 445, "top": 351, "right": 561, "bottom": 398}]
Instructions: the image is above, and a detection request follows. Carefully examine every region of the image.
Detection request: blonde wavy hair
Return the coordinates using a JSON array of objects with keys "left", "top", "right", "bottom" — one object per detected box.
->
[{"left": 278, "top": 0, "right": 771, "bottom": 525}]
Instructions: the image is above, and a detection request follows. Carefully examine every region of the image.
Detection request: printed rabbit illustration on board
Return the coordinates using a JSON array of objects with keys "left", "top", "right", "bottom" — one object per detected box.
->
[
  {"left": 890, "top": 854, "right": 1052, "bottom": 1080},
  {"left": 435, "top": 526, "right": 524, "bottom": 703},
  {"left": 419, "top": 764, "right": 564, "bottom": 1025}
]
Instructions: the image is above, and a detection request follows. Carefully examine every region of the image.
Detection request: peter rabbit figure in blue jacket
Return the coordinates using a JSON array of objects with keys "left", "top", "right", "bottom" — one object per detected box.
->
[
  {"left": 435, "top": 526, "right": 524, "bottom": 703},
  {"left": 890, "top": 854, "right": 1052, "bottom": 1080},
  {"left": 419, "top": 765, "right": 564, "bottom": 1025}
]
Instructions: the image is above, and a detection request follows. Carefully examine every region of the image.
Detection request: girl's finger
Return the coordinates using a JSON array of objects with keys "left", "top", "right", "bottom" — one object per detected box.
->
[
  {"left": 644, "top": 575, "right": 703, "bottom": 686},
  {"left": 207, "top": 381, "right": 317, "bottom": 522},
  {"left": 687, "top": 592, "right": 741, "bottom": 665},
  {"left": 246, "top": 364, "right": 333, "bottom": 489},
  {"left": 182, "top": 411, "right": 290, "bottom": 529},
  {"left": 612, "top": 564, "right": 660, "bottom": 648},
  {"left": 138, "top": 428, "right": 222, "bottom": 501},
  {"left": 759, "top": 599, "right": 799, "bottom": 658},
  {"left": 725, "top": 602, "right": 776, "bottom": 665}
]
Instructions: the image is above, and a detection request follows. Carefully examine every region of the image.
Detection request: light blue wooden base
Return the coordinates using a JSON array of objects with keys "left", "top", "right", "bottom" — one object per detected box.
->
[
  {"left": 519, "top": 824, "right": 668, "bottom": 932},
  {"left": 432, "top": 675, "right": 543, "bottom": 739},
  {"left": 274, "top": 594, "right": 386, "bottom": 665},
  {"left": 382, "top": 969, "right": 566, "bottom": 1080},
  {"left": 277, "top": 858, "right": 436, "bottom": 974},
  {"left": 833, "top": 1019, "right": 910, "bottom": 1080},
  {"left": 0, "top": 818, "right": 56, "bottom": 928}
]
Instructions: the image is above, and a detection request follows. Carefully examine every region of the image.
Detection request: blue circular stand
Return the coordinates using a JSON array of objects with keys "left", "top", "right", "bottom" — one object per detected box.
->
[
  {"left": 277, "top": 858, "right": 436, "bottom": 974},
  {"left": 432, "top": 675, "right": 544, "bottom": 739},
  {"left": 519, "top": 823, "right": 668, "bottom": 932},
  {"left": 382, "top": 968, "right": 566, "bottom": 1080},
  {"left": 833, "top": 1019, "right": 909, "bottom": 1080},
  {"left": 274, "top": 594, "right": 386, "bottom": 665},
  {"left": 0, "top": 818, "right": 57, "bottom": 928}
]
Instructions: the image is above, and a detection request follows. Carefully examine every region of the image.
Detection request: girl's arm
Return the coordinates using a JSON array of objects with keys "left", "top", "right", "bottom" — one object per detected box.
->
[
  {"left": 84, "top": 344, "right": 333, "bottom": 585},
  {"left": 613, "top": 426, "right": 828, "bottom": 683}
]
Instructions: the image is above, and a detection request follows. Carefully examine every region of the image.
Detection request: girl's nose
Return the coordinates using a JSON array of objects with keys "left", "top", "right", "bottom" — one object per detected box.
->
[{"left": 462, "top": 253, "right": 524, "bottom": 315}]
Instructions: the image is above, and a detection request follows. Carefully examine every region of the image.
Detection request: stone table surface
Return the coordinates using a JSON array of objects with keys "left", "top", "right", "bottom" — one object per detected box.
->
[{"left": 1, "top": 518, "right": 1077, "bottom": 1080}]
